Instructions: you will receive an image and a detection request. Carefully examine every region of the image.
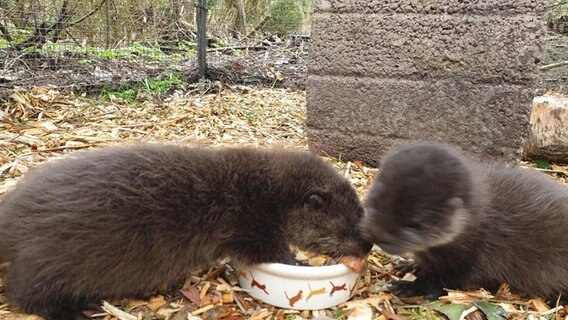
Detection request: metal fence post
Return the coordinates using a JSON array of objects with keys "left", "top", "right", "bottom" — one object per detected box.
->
[{"left": 196, "top": 0, "right": 208, "bottom": 78}]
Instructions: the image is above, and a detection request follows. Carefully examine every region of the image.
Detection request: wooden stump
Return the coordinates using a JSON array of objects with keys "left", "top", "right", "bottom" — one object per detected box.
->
[{"left": 524, "top": 95, "right": 568, "bottom": 162}]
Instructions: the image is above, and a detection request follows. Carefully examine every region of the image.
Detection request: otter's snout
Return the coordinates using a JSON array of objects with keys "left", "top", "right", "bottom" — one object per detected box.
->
[
  {"left": 358, "top": 210, "right": 409, "bottom": 255},
  {"left": 342, "top": 236, "right": 373, "bottom": 259}
]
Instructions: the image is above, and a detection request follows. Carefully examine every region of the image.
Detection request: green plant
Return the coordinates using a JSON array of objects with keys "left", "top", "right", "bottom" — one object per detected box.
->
[
  {"left": 540, "top": 57, "right": 551, "bottom": 66},
  {"left": 100, "top": 84, "right": 139, "bottom": 103},
  {"left": 230, "top": 48, "right": 244, "bottom": 56},
  {"left": 98, "top": 74, "right": 182, "bottom": 104},
  {"left": 264, "top": 0, "right": 303, "bottom": 35},
  {"left": 533, "top": 159, "right": 552, "bottom": 169},
  {"left": 0, "top": 39, "right": 9, "bottom": 49},
  {"left": 142, "top": 74, "right": 182, "bottom": 97},
  {"left": 333, "top": 308, "right": 353, "bottom": 319},
  {"left": 84, "top": 43, "right": 170, "bottom": 62},
  {"left": 398, "top": 306, "right": 441, "bottom": 320}
]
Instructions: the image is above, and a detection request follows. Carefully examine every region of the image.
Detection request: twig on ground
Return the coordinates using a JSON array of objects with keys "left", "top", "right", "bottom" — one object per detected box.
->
[
  {"left": 37, "top": 144, "right": 94, "bottom": 152},
  {"left": 540, "top": 60, "right": 568, "bottom": 70},
  {"left": 207, "top": 45, "right": 267, "bottom": 53}
]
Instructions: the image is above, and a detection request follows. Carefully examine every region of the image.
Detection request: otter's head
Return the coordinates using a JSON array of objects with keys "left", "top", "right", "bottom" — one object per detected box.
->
[
  {"left": 284, "top": 160, "right": 372, "bottom": 260},
  {"left": 359, "top": 142, "right": 475, "bottom": 255}
]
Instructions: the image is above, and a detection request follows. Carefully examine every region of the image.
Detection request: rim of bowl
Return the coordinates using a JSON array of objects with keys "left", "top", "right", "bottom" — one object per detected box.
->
[{"left": 245, "top": 262, "right": 356, "bottom": 280}]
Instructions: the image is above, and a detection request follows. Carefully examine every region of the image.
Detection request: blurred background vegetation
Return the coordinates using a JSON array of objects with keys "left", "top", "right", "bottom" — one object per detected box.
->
[
  {"left": 0, "top": 0, "right": 313, "bottom": 52},
  {"left": 0, "top": 0, "right": 565, "bottom": 69},
  {"left": 0, "top": 0, "right": 566, "bottom": 52},
  {"left": 549, "top": 0, "right": 568, "bottom": 33}
]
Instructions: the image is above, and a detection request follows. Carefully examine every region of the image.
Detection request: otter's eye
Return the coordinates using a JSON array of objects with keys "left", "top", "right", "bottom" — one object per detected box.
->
[{"left": 405, "top": 222, "right": 421, "bottom": 230}]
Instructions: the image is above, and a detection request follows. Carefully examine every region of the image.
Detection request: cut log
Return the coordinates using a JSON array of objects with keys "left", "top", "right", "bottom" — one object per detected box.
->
[{"left": 524, "top": 95, "right": 568, "bottom": 162}]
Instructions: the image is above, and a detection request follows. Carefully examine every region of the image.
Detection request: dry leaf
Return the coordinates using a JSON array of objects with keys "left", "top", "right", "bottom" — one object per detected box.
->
[
  {"left": 529, "top": 298, "right": 551, "bottom": 312},
  {"left": 146, "top": 295, "right": 166, "bottom": 311},
  {"left": 180, "top": 286, "right": 201, "bottom": 306},
  {"left": 346, "top": 304, "right": 373, "bottom": 320}
]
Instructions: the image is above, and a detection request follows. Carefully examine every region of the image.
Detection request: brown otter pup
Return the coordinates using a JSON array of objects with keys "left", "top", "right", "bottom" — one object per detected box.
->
[
  {"left": 360, "top": 141, "right": 568, "bottom": 300},
  {"left": 0, "top": 143, "right": 371, "bottom": 319}
]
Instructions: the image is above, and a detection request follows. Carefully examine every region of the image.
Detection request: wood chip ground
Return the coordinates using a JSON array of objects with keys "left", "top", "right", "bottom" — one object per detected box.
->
[{"left": 0, "top": 87, "right": 567, "bottom": 320}]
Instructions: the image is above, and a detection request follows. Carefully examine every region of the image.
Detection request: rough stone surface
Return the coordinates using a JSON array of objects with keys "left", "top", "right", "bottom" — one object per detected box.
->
[
  {"left": 307, "top": 76, "right": 534, "bottom": 162},
  {"left": 314, "top": 0, "right": 546, "bottom": 15},
  {"left": 307, "top": 0, "right": 548, "bottom": 166},
  {"left": 524, "top": 95, "right": 568, "bottom": 162},
  {"left": 310, "top": 14, "right": 543, "bottom": 84}
]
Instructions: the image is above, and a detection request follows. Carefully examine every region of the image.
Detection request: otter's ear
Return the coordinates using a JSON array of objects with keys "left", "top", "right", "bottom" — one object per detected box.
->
[{"left": 305, "top": 191, "right": 329, "bottom": 210}]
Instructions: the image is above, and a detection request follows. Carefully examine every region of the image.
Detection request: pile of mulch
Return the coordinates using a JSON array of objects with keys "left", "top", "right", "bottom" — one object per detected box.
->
[{"left": 1, "top": 86, "right": 567, "bottom": 320}]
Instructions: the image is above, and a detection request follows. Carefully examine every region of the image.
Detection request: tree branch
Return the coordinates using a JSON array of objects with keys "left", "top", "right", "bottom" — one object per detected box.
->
[
  {"left": 68, "top": 0, "right": 107, "bottom": 27},
  {"left": 50, "top": 0, "right": 70, "bottom": 43},
  {"left": 0, "top": 22, "right": 12, "bottom": 42},
  {"left": 8, "top": 0, "right": 106, "bottom": 50}
]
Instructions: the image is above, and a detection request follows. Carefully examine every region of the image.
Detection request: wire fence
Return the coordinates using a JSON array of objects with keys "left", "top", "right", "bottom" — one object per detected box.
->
[
  {"left": 0, "top": 0, "right": 312, "bottom": 70},
  {"left": 0, "top": 0, "right": 565, "bottom": 95},
  {"left": 549, "top": 0, "right": 568, "bottom": 33}
]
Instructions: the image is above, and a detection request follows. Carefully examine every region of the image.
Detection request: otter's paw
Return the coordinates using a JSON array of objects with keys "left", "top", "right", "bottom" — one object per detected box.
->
[
  {"left": 389, "top": 280, "right": 423, "bottom": 298},
  {"left": 44, "top": 309, "right": 91, "bottom": 320},
  {"left": 393, "top": 260, "right": 419, "bottom": 276},
  {"left": 389, "top": 279, "right": 445, "bottom": 300}
]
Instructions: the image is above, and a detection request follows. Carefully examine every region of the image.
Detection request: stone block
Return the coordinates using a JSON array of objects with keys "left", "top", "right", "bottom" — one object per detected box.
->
[
  {"left": 307, "top": 75, "right": 533, "bottom": 165},
  {"left": 307, "top": 0, "right": 548, "bottom": 165},
  {"left": 307, "top": 129, "right": 398, "bottom": 165},
  {"left": 313, "top": 0, "right": 546, "bottom": 15},
  {"left": 309, "top": 13, "right": 545, "bottom": 84}
]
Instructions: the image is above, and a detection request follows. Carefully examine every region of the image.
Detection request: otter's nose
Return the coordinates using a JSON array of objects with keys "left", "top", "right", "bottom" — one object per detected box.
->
[{"left": 344, "top": 237, "right": 373, "bottom": 258}]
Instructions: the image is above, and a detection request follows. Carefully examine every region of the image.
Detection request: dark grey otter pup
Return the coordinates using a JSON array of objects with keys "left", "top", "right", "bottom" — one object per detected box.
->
[
  {"left": 360, "top": 141, "right": 568, "bottom": 300},
  {"left": 0, "top": 143, "right": 371, "bottom": 320}
]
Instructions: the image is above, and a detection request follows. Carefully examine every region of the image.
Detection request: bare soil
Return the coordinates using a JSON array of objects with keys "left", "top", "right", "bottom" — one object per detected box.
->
[{"left": 0, "top": 35, "right": 308, "bottom": 103}]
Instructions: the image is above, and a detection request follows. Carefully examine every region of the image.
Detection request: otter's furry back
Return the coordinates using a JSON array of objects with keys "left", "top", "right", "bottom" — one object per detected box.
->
[{"left": 0, "top": 143, "right": 370, "bottom": 319}]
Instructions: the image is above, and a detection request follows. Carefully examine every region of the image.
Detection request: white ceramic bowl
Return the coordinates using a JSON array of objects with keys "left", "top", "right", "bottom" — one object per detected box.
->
[{"left": 238, "top": 262, "right": 360, "bottom": 310}]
